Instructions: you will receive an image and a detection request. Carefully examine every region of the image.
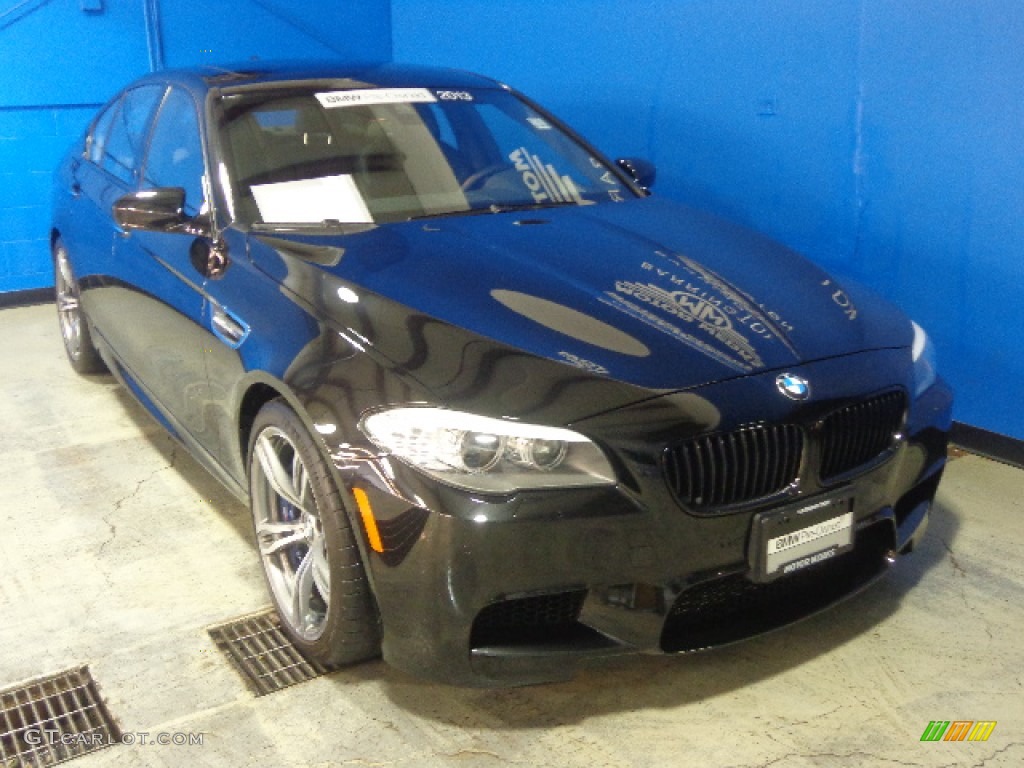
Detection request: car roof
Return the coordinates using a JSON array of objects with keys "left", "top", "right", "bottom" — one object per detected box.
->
[{"left": 130, "top": 60, "right": 504, "bottom": 96}]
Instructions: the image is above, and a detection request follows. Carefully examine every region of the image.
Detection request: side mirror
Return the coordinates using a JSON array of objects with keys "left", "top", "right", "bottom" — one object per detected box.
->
[
  {"left": 616, "top": 157, "right": 656, "bottom": 191},
  {"left": 113, "top": 187, "right": 190, "bottom": 233}
]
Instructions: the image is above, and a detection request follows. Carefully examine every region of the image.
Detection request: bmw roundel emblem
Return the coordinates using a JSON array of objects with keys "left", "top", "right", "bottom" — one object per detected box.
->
[{"left": 776, "top": 373, "right": 810, "bottom": 400}]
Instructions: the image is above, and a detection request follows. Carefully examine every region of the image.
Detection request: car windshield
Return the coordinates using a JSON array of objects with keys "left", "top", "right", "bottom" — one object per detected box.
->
[{"left": 217, "top": 86, "right": 637, "bottom": 225}]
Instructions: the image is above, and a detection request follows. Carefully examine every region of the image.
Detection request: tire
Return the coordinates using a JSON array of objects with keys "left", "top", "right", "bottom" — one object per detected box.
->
[
  {"left": 248, "top": 399, "right": 381, "bottom": 666},
  {"left": 53, "top": 238, "right": 106, "bottom": 374}
]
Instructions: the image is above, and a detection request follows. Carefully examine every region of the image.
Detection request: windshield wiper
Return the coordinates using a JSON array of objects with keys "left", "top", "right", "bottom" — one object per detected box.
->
[
  {"left": 489, "top": 200, "right": 584, "bottom": 213},
  {"left": 407, "top": 200, "right": 584, "bottom": 222},
  {"left": 250, "top": 220, "right": 375, "bottom": 234},
  {"left": 406, "top": 207, "right": 500, "bottom": 221}
]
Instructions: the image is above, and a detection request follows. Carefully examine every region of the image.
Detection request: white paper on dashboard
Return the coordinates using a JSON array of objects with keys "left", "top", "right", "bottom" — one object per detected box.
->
[{"left": 251, "top": 175, "right": 373, "bottom": 224}]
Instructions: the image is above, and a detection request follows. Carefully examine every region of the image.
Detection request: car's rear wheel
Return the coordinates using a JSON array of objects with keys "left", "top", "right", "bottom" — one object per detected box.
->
[
  {"left": 248, "top": 399, "right": 380, "bottom": 666},
  {"left": 53, "top": 238, "right": 105, "bottom": 374}
]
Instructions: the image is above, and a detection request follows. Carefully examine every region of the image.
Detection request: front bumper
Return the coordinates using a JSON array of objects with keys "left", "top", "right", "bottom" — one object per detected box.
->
[{"left": 341, "top": 353, "right": 952, "bottom": 686}]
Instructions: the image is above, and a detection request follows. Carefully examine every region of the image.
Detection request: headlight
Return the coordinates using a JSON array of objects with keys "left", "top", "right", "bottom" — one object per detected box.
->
[
  {"left": 360, "top": 407, "right": 616, "bottom": 492},
  {"left": 911, "top": 321, "right": 937, "bottom": 396}
]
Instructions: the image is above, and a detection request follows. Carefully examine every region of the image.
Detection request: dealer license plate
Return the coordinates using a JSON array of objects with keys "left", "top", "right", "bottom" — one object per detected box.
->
[{"left": 750, "top": 495, "right": 855, "bottom": 582}]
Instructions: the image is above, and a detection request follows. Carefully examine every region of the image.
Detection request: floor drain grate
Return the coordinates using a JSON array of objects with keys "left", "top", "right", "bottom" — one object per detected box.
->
[
  {"left": 0, "top": 666, "right": 119, "bottom": 767},
  {"left": 208, "top": 609, "right": 327, "bottom": 696}
]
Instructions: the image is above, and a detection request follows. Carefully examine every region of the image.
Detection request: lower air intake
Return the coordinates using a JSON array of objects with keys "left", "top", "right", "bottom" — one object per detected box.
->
[
  {"left": 471, "top": 590, "right": 588, "bottom": 647},
  {"left": 660, "top": 522, "right": 895, "bottom": 653}
]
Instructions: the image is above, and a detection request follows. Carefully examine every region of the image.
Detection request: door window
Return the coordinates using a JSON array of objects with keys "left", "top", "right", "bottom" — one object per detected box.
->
[
  {"left": 141, "top": 88, "right": 206, "bottom": 215},
  {"left": 100, "top": 85, "right": 165, "bottom": 185}
]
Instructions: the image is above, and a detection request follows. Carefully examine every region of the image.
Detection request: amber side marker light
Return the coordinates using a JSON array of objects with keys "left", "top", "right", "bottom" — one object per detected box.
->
[{"left": 352, "top": 487, "right": 384, "bottom": 553}]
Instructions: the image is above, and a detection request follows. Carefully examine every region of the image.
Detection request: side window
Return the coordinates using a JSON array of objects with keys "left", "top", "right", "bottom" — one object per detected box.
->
[
  {"left": 87, "top": 101, "right": 118, "bottom": 164},
  {"left": 101, "top": 85, "right": 165, "bottom": 185},
  {"left": 141, "top": 88, "right": 205, "bottom": 216}
]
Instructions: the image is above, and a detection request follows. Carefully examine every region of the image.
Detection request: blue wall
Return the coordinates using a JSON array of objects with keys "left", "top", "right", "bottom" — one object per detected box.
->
[
  {"left": 393, "top": 0, "right": 1024, "bottom": 441},
  {"left": 0, "top": 0, "right": 390, "bottom": 292}
]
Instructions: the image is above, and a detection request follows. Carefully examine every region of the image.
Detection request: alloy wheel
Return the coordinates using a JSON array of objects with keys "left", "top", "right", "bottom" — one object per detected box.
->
[
  {"left": 54, "top": 244, "right": 83, "bottom": 361},
  {"left": 250, "top": 426, "right": 332, "bottom": 641}
]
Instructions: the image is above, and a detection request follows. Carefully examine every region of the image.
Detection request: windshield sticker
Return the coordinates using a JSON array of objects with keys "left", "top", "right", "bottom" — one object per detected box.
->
[
  {"left": 316, "top": 88, "right": 437, "bottom": 109},
  {"left": 251, "top": 175, "right": 372, "bottom": 224},
  {"left": 527, "top": 116, "right": 553, "bottom": 131},
  {"left": 596, "top": 165, "right": 625, "bottom": 202},
  {"left": 508, "top": 147, "right": 583, "bottom": 204},
  {"left": 435, "top": 90, "right": 474, "bottom": 101}
]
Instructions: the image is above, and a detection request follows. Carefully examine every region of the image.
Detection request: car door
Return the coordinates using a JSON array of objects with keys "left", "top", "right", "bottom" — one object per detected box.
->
[
  {"left": 109, "top": 85, "right": 214, "bottom": 446},
  {"left": 67, "top": 85, "right": 165, "bottom": 345}
]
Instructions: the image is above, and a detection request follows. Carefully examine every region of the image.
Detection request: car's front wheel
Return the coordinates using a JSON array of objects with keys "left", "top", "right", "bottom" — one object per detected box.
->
[
  {"left": 248, "top": 399, "right": 380, "bottom": 666},
  {"left": 53, "top": 238, "right": 105, "bottom": 374}
]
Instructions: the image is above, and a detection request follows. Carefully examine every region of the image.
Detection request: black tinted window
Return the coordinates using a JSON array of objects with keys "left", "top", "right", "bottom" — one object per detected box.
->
[
  {"left": 142, "top": 88, "right": 205, "bottom": 215},
  {"left": 101, "top": 85, "right": 164, "bottom": 184}
]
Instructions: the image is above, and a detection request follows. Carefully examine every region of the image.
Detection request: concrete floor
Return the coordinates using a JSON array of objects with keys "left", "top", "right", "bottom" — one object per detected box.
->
[{"left": 1, "top": 301, "right": 1022, "bottom": 768}]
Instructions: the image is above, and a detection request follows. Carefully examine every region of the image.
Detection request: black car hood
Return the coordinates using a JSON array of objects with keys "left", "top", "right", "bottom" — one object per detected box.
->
[{"left": 250, "top": 197, "right": 911, "bottom": 415}]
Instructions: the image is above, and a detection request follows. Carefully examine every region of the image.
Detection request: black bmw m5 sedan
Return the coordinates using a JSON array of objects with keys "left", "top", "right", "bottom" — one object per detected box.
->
[{"left": 51, "top": 62, "right": 952, "bottom": 686}]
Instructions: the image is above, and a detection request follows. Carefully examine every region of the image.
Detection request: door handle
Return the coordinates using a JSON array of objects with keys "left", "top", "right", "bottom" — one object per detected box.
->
[
  {"left": 70, "top": 182, "right": 82, "bottom": 197},
  {"left": 210, "top": 304, "right": 250, "bottom": 349}
]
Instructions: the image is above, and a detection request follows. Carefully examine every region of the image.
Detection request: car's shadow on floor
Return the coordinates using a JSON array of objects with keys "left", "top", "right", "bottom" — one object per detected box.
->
[
  {"left": 107, "top": 383, "right": 254, "bottom": 544},
  {"left": 352, "top": 492, "right": 960, "bottom": 725}
]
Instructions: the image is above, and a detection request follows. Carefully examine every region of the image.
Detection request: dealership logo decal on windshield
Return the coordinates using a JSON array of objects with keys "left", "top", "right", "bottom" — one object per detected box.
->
[
  {"left": 591, "top": 156, "right": 625, "bottom": 202},
  {"left": 316, "top": 88, "right": 437, "bottom": 108},
  {"left": 920, "top": 721, "right": 996, "bottom": 742},
  {"left": 509, "top": 147, "right": 583, "bottom": 205}
]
